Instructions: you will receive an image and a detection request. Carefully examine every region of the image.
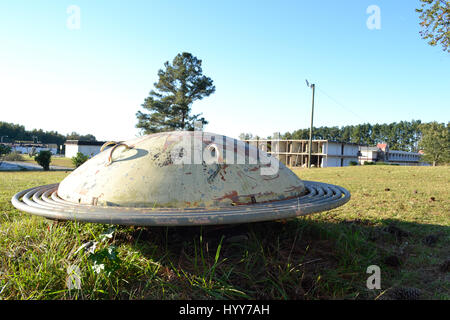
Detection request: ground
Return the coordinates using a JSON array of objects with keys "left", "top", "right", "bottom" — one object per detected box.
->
[
  {"left": 0, "top": 166, "right": 448, "bottom": 299},
  {"left": 16, "top": 154, "right": 75, "bottom": 168},
  {"left": 0, "top": 154, "right": 75, "bottom": 171}
]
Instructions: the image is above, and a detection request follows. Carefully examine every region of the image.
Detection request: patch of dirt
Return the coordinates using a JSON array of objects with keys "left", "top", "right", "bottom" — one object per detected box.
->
[
  {"left": 423, "top": 233, "right": 442, "bottom": 247},
  {"left": 383, "top": 224, "right": 411, "bottom": 241},
  {"left": 439, "top": 260, "right": 450, "bottom": 273},
  {"left": 384, "top": 255, "right": 402, "bottom": 268}
]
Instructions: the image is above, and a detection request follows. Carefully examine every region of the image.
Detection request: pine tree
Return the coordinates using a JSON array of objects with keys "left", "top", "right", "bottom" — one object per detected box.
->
[
  {"left": 136, "top": 52, "right": 215, "bottom": 133},
  {"left": 419, "top": 121, "right": 449, "bottom": 166}
]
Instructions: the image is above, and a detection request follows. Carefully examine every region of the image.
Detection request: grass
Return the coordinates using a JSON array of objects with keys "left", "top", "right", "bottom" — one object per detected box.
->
[
  {"left": 12, "top": 154, "right": 75, "bottom": 168},
  {"left": 0, "top": 166, "right": 448, "bottom": 300}
]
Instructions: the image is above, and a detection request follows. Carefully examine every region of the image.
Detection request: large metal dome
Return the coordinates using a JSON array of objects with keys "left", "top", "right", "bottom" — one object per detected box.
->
[
  {"left": 11, "top": 131, "right": 350, "bottom": 226},
  {"left": 58, "top": 131, "right": 306, "bottom": 208}
]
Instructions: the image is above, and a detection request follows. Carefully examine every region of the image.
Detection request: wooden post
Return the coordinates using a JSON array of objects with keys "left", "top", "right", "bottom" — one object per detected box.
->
[{"left": 308, "top": 84, "right": 315, "bottom": 168}]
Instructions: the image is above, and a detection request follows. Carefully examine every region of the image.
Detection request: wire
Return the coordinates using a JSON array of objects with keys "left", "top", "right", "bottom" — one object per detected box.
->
[{"left": 316, "top": 87, "right": 367, "bottom": 123}]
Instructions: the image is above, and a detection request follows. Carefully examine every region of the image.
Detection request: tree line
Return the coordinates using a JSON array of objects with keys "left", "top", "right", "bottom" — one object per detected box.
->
[
  {"left": 0, "top": 121, "right": 97, "bottom": 146},
  {"left": 240, "top": 120, "right": 449, "bottom": 165},
  {"left": 241, "top": 120, "right": 424, "bottom": 152}
]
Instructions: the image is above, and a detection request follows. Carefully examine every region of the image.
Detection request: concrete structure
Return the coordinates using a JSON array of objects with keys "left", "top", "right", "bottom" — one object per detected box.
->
[
  {"left": 358, "top": 146, "right": 382, "bottom": 164},
  {"left": 4, "top": 143, "right": 58, "bottom": 155},
  {"left": 384, "top": 150, "right": 422, "bottom": 165},
  {"left": 358, "top": 143, "right": 422, "bottom": 165},
  {"left": 244, "top": 139, "right": 359, "bottom": 168},
  {"left": 65, "top": 140, "right": 106, "bottom": 158}
]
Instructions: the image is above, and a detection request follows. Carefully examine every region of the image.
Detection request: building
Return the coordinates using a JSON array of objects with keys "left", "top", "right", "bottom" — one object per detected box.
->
[
  {"left": 358, "top": 143, "right": 422, "bottom": 165},
  {"left": 384, "top": 150, "right": 422, "bottom": 165},
  {"left": 65, "top": 140, "right": 106, "bottom": 158},
  {"left": 244, "top": 139, "right": 359, "bottom": 168},
  {"left": 5, "top": 142, "right": 58, "bottom": 155}
]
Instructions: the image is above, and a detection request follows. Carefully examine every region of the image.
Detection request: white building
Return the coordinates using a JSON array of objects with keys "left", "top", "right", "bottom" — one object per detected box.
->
[
  {"left": 7, "top": 143, "right": 58, "bottom": 155},
  {"left": 358, "top": 143, "right": 422, "bottom": 165},
  {"left": 65, "top": 140, "right": 105, "bottom": 158},
  {"left": 244, "top": 139, "right": 359, "bottom": 168},
  {"left": 386, "top": 150, "right": 422, "bottom": 165}
]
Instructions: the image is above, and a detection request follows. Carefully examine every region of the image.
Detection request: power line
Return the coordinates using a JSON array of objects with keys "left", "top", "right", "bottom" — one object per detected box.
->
[{"left": 316, "top": 87, "right": 367, "bottom": 123}]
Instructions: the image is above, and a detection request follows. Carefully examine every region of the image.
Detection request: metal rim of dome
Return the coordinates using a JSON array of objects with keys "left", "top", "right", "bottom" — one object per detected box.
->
[{"left": 11, "top": 180, "right": 350, "bottom": 226}]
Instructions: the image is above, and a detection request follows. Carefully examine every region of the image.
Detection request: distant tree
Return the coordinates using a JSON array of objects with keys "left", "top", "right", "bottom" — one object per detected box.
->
[
  {"left": 0, "top": 144, "right": 12, "bottom": 156},
  {"left": 0, "top": 144, "right": 12, "bottom": 164},
  {"left": 239, "top": 133, "right": 254, "bottom": 140},
  {"left": 136, "top": 52, "right": 215, "bottom": 134},
  {"left": 66, "top": 132, "right": 97, "bottom": 141},
  {"left": 0, "top": 121, "right": 66, "bottom": 145},
  {"left": 71, "top": 152, "right": 89, "bottom": 168},
  {"left": 419, "top": 121, "right": 449, "bottom": 166},
  {"left": 281, "top": 120, "right": 424, "bottom": 151},
  {"left": 416, "top": 0, "right": 450, "bottom": 52},
  {"left": 34, "top": 150, "right": 52, "bottom": 171}
]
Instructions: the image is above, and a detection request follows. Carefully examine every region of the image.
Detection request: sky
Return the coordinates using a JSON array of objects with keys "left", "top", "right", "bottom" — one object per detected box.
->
[{"left": 0, "top": 0, "right": 449, "bottom": 141}]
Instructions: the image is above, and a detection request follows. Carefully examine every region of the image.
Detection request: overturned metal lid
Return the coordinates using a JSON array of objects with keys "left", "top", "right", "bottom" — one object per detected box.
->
[
  {"left": 11, "top": 131, "right": 350, "bottom": 226},
  {"left": 58, "top": 131, "right": 305, "bottom": 208}
]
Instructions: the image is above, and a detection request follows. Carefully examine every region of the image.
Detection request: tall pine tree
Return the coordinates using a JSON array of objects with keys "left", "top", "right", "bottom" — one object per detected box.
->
[{"left": 136, "top": 52, "right": 215, "bottom": 133}]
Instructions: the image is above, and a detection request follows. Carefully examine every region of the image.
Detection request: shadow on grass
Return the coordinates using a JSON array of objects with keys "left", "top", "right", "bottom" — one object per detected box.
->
[{"left": 109, "top": 217, "right": 449, "bottom": 300}]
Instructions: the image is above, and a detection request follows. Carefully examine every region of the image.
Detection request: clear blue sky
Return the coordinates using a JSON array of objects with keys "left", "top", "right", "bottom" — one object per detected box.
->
[{"left": 0, "top": 0, "right": 449, "bottom": 141}]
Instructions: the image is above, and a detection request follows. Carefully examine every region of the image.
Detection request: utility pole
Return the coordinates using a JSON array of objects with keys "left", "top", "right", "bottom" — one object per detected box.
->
[{"left": 306, "top": 80, "right": 315, "bottom": 168}]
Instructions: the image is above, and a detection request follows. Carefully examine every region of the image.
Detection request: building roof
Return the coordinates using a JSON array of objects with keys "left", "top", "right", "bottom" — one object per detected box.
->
[{"left": 65, "top": 140, "right": 106, "bottom": 146}]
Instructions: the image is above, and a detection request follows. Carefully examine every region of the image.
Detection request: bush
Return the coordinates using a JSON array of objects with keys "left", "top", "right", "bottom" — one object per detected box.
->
[
  {"left": 363, "top": 161, "right": 375, "bottom": 165},
  {"left": 4, "top": 152, "right": 23, "bottom": 161},
  {"left": 349, "top": 161, "right": 358, "bottom": 166},
  {"left": 375, "top": 162, "right": 400, "bottom": 166},
  {"left": 0, "top": 144, "right": 12, "bottom": 157},
  {"left": 72, "top": 152, "right": 89, "bottom": 168},
  {"left": 34, "top": 150, "right": 52, "bottom": 170}
]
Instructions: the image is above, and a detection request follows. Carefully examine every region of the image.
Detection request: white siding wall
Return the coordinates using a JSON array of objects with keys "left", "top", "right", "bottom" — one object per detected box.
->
[
  {"left": 344, "top": 144, "right": 359, "bottom": 156},
  {"left": 65, "top": 145, "right": 79, "bottom": 158},
  {"left": 325, "top": 142, "right": 342, "bottom": 156},
  {"left": 322, "top": 157, "right": 341, "bottom": 167},
  {"left": 65, "top": 145, "right": 102, "bottom": 158}
]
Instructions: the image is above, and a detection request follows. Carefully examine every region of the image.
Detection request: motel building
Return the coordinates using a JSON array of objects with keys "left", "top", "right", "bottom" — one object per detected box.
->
[
  {"left": 244, "top": 139, "right": 360, "bottom": 168},
  {"left": 64, "top": 140, "right": 106, "bottom": 158},
  {"left": 358, "top": 143, "right": 423, "bottom": 166},
  {"left": 4, "top": 142, "right": 58, "bottom": 155}
]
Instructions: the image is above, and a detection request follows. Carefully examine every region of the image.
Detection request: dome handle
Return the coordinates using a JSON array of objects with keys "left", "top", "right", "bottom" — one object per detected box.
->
[
  {"left": 100, "top": 141, "right": 119, "bottom": 152},
  {"left": 103, "top": 142, "right": 134, "bottom": 166}
]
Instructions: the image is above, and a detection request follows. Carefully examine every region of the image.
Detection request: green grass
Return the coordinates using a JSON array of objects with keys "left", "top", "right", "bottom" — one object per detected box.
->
[
  {"left": 0, "top": 166, "right": 448, "bottom": 300},
  {"left": 14, "top": 154, "right": 75, "bottom": 168}
]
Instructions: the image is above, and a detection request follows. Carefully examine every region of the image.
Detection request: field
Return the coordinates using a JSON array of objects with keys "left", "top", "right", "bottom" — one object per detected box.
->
[
  {"left": 14, "top": 154, "right": 75, "bottom": 168},
  {"left": 0, "top": 166, "right": 448, "bottom": 300}
]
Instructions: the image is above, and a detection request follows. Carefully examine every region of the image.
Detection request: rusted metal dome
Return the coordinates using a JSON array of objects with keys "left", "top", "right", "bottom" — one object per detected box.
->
[
  {"left": 11, "top": 131, "right": 350, "bottom": 226},
  {"left": 58, "top": 131, "right": 306, "bottom": 208}
]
